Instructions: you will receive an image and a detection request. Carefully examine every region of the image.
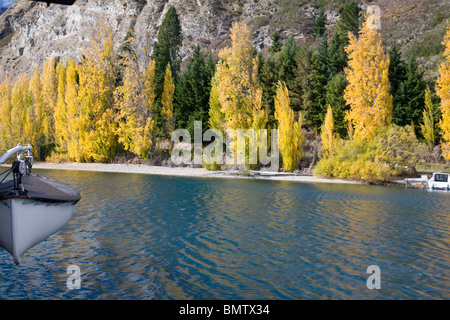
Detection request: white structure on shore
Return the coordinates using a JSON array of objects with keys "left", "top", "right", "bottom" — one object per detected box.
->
[{"left": 405, "top": 172, "right": 450, "bottom": 191}]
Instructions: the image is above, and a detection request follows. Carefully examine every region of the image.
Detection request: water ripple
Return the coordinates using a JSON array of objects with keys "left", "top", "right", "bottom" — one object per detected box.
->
[{"left": 0, "top": 170, "right": 449, "bottom": 299}]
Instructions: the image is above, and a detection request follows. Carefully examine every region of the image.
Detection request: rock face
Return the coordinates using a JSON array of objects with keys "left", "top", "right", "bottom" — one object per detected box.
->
[
  {"left": 0, "top": 0, "right": 449, "bottom": 81},
  {"left": 1, "top": 0, "right": 239, "bottom": 80},
  {"left": 0, "top": 0, "right": 147, "bottom": 79}
]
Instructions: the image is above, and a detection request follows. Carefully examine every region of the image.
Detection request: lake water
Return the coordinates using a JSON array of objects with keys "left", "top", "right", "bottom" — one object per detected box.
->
[{"left": 0, "top": 169, "right": 449, "bottom": 299}]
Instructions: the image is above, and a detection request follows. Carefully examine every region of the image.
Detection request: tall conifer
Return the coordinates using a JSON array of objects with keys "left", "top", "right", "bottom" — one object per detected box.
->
[{"left": 151, "top": 5, "right": 183, "bottom": 137}]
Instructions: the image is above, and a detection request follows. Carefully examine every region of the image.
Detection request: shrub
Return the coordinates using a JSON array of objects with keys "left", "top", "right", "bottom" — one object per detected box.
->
[
  {"left": 46, "top": 151, "right": 71, "bottom": 163},
  {"left": 203, "top": 161, "right": 222, "bottom": 171},
  {"left": 314, "top": 124, "right": 426, "bottom": 181}
]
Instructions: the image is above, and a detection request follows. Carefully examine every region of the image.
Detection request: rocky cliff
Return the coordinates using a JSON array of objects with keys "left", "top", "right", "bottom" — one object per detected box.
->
[{"left": 0, "top": 0, "right": 449, "bottom": 81}]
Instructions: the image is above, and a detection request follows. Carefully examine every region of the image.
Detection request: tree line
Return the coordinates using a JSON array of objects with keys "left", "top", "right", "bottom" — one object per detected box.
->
[{"left": 0, "top": 3, "right": 449, "bottom": 181}]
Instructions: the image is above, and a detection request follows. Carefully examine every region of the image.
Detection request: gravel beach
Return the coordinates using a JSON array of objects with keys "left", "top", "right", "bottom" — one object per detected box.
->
[{"left": 31, "top": 162, "right": 361, "bottom": 185}]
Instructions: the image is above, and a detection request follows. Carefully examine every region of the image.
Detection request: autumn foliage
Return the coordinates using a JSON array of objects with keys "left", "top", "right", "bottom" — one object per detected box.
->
[
  {"left": 115, "top": 30, "right": 156, "bottom": 160},
  {"left": 213, "top": 21, "right": 268, "bottom": 167},
  {"left": 274, "top": 81, "right": 305, "bottom": 172},
  {"left": 0, "top": 7, "right": 449, "bottom": 178},
  {"left": 420, "top": 87, "right": 435, "bottom": 148},
  {"left": 321, "top": 105, "right": 335, "bottom": 157},
  {"left": 161, "top": 64, "right": 175, "bottom": 138},
  {"left": 344, "top": 17, "right": 393, "bottom": 142},
  {"left": 215, "top": 21, "right": 268, "bottom": 133},
  {"left": 437, "top": 22, "right": 450, "bottom": 160}
]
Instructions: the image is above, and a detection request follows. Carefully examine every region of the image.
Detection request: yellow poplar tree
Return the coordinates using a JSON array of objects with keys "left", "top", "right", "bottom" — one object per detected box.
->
[
  {"left": 215, "top": 21, "right": 268, "bottom": 165},
  {"left": 344, "top": 17, "right": 393, "bottom": 142},
  {"left": 437, "top": 21, "right": 450, "bottom": 160},
  {"left": 116, "top": 56, "right": 156, "bottom": 159},
  {"left": 0, "top": 77, "right": 13, "bottom": 152},
  {"left": 216, "top": 21, "right": 268, "bottom": 132},
  {"left": 141, "top": 60, "right": 156, "bottom": 157},
  {"left": 420, "top": 86, "right": 435, "bottom": 148},
  {"left": 64, "top": 58, "right": 84, "bottom": 162},
  {"left": 22, "top": 77, "right": 36, "bottom": 154},
  {"left": 9, "top": 78, "right": 21, "bottom": 147},
  {"left": 78, "top": 22, "right": 119, "bottom": 162},
  {"left": 274, "top": 81, "right": 304, "bottom": 172},
  {"left": 29, "top": 67, "right": 46, "bottom": 158},
  {"left": 208, "top": 73, "right": 225, "bottom": 132},
  {"left": 115, "top": 28, "right": 155, "bottom": 158},
  {"left": 321, "top": 105, "right": 335, "bottom": 157},
  {"left": 161, "top": 63, "right": 175, "bottom": 137},
  {"left": 10, "top": 75, "right": 30, "bottom": 147},
  {"left": 54, "top": 61, "right": 68, "bottom": 153},
  {"left": 41, "top": 56, "right": 58, "bottom": 144}
]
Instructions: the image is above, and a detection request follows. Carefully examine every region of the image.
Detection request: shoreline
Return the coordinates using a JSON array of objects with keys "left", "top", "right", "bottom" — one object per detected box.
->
[{"left": 30, "top": 162, "right": 364, "bottom": 185}]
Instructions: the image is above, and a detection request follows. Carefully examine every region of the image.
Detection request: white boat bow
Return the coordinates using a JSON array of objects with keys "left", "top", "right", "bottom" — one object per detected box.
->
[{"left": 0, "top": 144, "right": 80, "bottom": 264}]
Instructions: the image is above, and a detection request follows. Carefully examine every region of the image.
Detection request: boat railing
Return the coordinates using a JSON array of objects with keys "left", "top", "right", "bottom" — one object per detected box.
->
[
  {"left": 0, "top": 144, "right": 33, "bottom": 166},
  {"left": 0, "top": 144, "right": 34, "bottom": 193}
]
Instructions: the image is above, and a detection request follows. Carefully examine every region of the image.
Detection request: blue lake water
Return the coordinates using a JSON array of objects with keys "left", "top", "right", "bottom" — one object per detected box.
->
[{"left": 0, "top": 169, "right": 449, "bottom": 299}]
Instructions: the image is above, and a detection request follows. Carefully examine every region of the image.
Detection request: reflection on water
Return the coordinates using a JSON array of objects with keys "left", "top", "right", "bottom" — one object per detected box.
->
[{"left": 0, "top": 169, "right": 449, "bottom": 299}]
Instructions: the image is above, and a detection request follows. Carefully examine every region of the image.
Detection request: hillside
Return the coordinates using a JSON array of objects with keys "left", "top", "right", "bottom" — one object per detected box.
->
[{"left": 0, "top": 0, "right": 449, "bottom": 81}]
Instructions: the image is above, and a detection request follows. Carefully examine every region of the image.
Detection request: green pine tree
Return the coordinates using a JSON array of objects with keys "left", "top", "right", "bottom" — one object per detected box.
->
[
  {"left": 151, "top": 6, "right": 183, "bottom": 137},
  {"left": 174, "top": 45, "right": 214, "bottom": 136},
  {"left": 335, "top": 2, "right": 360, "bottom": 43},
  {"left": 388, "top": 44, "right": 407, "bottom": 105},
  {"left": 306, "top": 50, "right": 329, "bottom": 129},
  {"left": 404, "top": 53, "right": 427, "bottom": 133},
  {"left": 278, "top": 33, "right": 298, "bottom": 85},
  {"left": 328, "top": 2, "right": 360, "bottom": 77},
  {"left": 305, "top": 33, "right": 330, "bottom": 130},
  {"left": 312, "top": 9, "right": 327, "bottom": 39},
  {"left": 270, "top": 31, "right": 282, "bottom": 54},
  {"left": 259, "top": 53, "right": 280, "bottom": 123},
  {"left": 325, "top": 72, "right": 348, "bottom": 138},
  {"left": 317, "top": 32, "right": 329, "bottom": 78},
  {"left": 292, "top": 40, "right": 313, "bottom": 113},
  {"left": 259, "top": 34, "right": 299, "bottom": 124},
  {"left": 152, "top": 6, "right": 183, "bottom": 90},
  {"left": 391, "top": 52, "right": 426, "bottom": 133},
  {"left": 328, "top": 30, "right": 347, "bottom": 77}
]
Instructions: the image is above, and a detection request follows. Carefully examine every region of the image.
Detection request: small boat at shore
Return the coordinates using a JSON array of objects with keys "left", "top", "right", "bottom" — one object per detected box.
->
[
  {"left": 0, "top": 144, "right": 80, "bottom": 264},
  {"left": 427, "top": 172, "right": 450, "bottom": 191},
  {"left": 405, "top": 172, "right": 450, "bottom": 191}
]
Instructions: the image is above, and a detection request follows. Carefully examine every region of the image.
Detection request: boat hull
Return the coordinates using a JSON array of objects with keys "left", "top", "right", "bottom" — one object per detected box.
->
[
  {"left": 0, "top": 197, "right": 76, "bottom": 264},
  {"left": 428, "top": 181, "right": 450, "bottom": 190}
]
